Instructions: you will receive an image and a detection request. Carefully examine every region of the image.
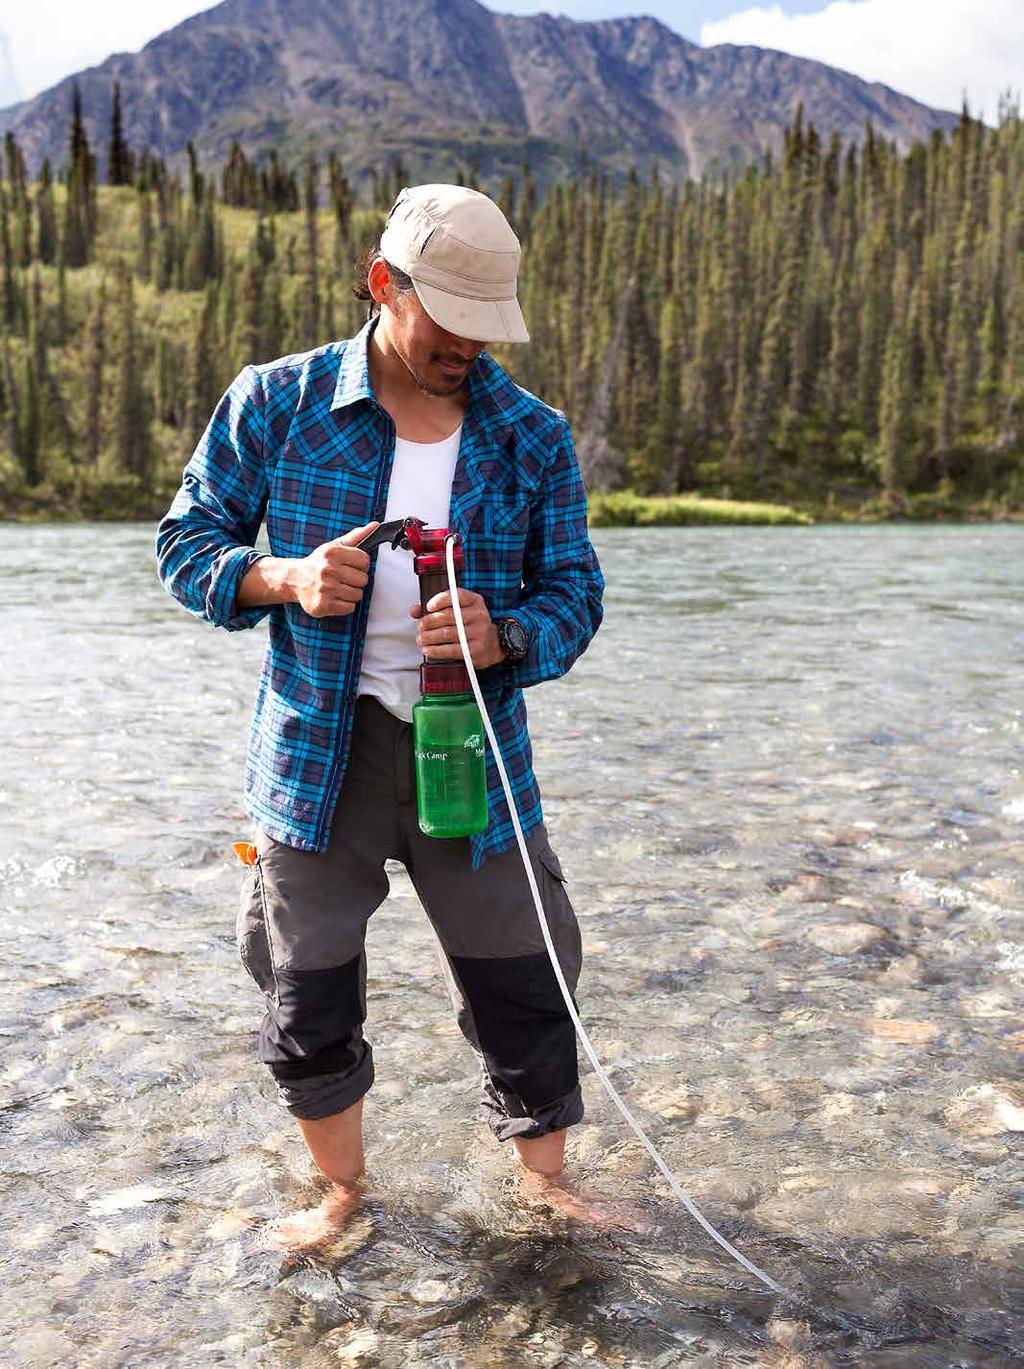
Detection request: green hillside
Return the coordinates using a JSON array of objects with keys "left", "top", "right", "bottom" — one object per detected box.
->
[{"left": 1, "top": 100, "right": 1023, "bottom": 523}]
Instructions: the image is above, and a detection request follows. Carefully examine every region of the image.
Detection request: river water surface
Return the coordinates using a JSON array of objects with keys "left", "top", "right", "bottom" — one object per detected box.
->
[{"left": 1, "top": 524, "right": 1022, "bottom": 1368}]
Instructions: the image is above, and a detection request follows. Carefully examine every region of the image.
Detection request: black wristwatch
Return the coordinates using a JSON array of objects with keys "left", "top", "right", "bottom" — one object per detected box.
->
[{"left": 496, "top": 616, "right": 530, "bottom": 663}]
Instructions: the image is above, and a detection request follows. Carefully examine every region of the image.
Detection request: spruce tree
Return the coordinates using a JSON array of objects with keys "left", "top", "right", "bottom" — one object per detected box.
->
[
  {"left": 153, "top": 334, "right": 183, "bottom": 428},
  {"left": 112, "top": 262, "right": 150, "bottom": 479},
  {"left": 35, "top": 160, "right": 57, "bottom": 265},
  {"left": 877, "top": 254, "right": 913, "bottom": 509},
  {"left": 107, "top": 82, "right": 133, "bottom": 186},
  {"left": 236, "top": 242, "right": 265, "bottom": 364},
  {"left": 0, "top": 190, "right": 17, "bottom": 328},
  {"left": 300, "top": 156, "right": 320, "bottom": 345},
  {"left": 83, "top": 279, "right": 107, "bottom": 468},
  {"left": 263, "top": 263, "right": 286, "bottom": 361},
  {"left": 136, "top": 188, "right": 153, "bottom": 281},
  {"left": 219, "top": 258, "right": 238, "bottom": 360},
  {"left": 327, "top": 153, "right": 353, "bottom": 240},
  {"left": 0, "top": 333, "right": 17, "bottom": 464},
  {"left": 640, "top": 292, "right": 686, "bottom": 492},
  {"left": 222, "top": 142, "right": 256, "bottom": 207},
  {"left": 17, "top": 344, "right": 40, "bottom": 485},
  {"left": 6, "top": 135, "right": 31, "bottom": 268},
  {"left": 186, "top": 284, "right": 219, "bottom": 443},
  {"left": 55, "top": 256, "right": 68, "bottom": 341},
  {"left": 63, "top": 84, "right": 93, "bottom": 267}
]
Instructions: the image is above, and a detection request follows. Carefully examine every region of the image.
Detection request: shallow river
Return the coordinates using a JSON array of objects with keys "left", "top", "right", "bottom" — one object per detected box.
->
[{"left": 1, "top": 524, "right": 1022, "bottom": 1368}]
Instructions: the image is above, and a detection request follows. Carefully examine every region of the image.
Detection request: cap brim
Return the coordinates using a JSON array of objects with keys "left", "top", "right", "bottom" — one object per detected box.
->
[{"left": 412, "top": 278, "right": 530, "bottom": 344}]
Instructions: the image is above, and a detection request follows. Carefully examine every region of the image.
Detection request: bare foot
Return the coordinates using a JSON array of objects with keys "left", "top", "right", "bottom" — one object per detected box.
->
[
  {"left": 517, "top": 1170, "right": 648, "bottom": 1232},
  {"left": 259, "top": 1180, "right": 363, "bottom": 1257}
]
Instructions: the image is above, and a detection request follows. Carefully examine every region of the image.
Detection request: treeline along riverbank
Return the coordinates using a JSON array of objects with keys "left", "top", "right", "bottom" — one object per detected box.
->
[{"left": 0, "top": 87, "right": 1022, "bottom": 523}]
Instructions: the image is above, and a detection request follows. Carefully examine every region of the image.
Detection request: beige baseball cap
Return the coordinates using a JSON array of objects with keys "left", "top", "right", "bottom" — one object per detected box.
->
[{"left": 379, "top": 184, "right": 530, "bottom": 345}]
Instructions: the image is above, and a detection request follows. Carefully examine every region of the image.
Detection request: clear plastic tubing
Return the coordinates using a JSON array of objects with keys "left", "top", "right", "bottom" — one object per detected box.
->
[{"left": 444, "top": 534, "right": 785, "bottom": 1296}]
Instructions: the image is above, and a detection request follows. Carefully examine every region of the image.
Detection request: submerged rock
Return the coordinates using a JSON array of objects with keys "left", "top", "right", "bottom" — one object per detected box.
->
[
  {"left": 817, "top": 1091, "right": 858, "bottom": 1122},
  {"left": 880, "top": 954, "right": 922, "bottom": 986},
  {"left": 635, "top": 1082, "right": 702, "bottom": 1123},
  {"left": 757, "top": 1168, "right": 955, "bottom": 1239},
  {"left": 487, "top": 1305, "right": 534, "bottom": 1341},
  {"left": 86, "top": 1184, "right": 169, "bottom": 1215},
  {"left": 865, "top": 1018, "right": 939, "bottom": 1044},
  {"left": 944, "top": 1083, "right": 1024, "bottom": 1137},
  {"left": 205, "top": 1210, "right": 253, "bottom": 1241},
  {"left": 766, "top": 1318, "right": 813, "bottom": 1349},
  {"left": 806, "top": 922, "right": 886, "bottom": 954},
  {"left": 961, "top": 988, "right": 1016, "bottom": 1018},
  {"left": 408, "top": 1278, "right": 453, "bottom": 1304},
  {"left": 323, "top": 1326, "right": 380, "bottom": 1365}
]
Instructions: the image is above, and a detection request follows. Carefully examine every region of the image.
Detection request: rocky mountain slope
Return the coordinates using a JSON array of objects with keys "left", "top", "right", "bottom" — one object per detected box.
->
[{"left": 0, "top": 0, "right": 959, "bottom": 182}]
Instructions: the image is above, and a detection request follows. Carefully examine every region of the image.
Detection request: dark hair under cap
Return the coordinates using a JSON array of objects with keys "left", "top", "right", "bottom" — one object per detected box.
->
[{"left": 352, "top": 243, "right": 415, "bottom": 318}]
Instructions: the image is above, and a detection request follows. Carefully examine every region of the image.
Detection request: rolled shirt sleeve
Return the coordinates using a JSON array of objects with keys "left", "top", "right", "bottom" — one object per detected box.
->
[
  {"left": 500, "top": 417, "right": 604, "bottom": 688},
  {"left": 156, "top": 365, "right": 272, "bottom": 631}
]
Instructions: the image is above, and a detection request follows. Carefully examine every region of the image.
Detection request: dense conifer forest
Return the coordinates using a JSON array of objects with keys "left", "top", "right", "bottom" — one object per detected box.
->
[{"left": 1, "top": 83, "right": 1022, "bottom": 521}]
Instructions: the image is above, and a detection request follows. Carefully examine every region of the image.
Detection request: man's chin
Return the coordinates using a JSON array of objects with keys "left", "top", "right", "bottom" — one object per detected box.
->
[{"left": 415, "top": 373, "right": 466, "bottom": 398}]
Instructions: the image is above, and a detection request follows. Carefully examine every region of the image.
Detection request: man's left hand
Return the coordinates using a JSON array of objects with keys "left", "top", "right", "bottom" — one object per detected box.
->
[{"left": 411, "top": 589, "right": 504, "bottom": 669}]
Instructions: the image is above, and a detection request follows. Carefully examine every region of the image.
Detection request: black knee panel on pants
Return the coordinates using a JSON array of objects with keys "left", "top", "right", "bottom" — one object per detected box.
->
[
  {"left": 449, "top": 951, "right": 579, "bottom": 1110},
  {"left": 259, "top": 954, "right": 366, "bottom": 1082}
]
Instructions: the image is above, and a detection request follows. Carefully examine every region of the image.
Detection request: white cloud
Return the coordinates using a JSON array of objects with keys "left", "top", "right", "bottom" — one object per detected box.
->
[
  {"left": 0, "top": 2, "right": 216, "bottom": 105},
  {"left": 700, "top": 0, "right": 1023, "bottom": 124},
  {"left": 0, "top": 30, "right": 20, "bottom": 107}
]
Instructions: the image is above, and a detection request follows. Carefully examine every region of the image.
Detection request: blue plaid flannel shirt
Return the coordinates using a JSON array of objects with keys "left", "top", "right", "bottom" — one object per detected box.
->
[{"left": 156, "top": 318, "right": 604, "bottom": 868}]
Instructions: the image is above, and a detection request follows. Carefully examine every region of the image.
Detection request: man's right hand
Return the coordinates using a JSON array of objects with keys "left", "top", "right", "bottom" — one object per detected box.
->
[{"left": 291, "top": 522, "right": 379, "bottom": 618}]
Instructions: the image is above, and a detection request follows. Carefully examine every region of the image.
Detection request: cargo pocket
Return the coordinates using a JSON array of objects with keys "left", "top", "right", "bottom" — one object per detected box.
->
[
  {"left": 235, "top": 857, "right": 279, "bottom": 1004},
  {"left": 536, "top": 837, "right": 582, "bottom": 989}
]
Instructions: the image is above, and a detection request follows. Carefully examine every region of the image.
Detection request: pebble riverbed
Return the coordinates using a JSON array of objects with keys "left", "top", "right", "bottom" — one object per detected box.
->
[{"left": 0, "top": 523, "right": 1021, "bottom": 1367}]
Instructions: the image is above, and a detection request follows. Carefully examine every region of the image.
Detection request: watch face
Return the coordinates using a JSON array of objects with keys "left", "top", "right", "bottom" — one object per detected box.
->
[{"left": 502, "top": 619, "right": 528, "bottom": 658}]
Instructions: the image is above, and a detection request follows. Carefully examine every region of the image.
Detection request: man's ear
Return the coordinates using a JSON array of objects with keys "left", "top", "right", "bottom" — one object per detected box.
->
[{"left": 367, "top": 256, "right": 390, "bottom": 305}]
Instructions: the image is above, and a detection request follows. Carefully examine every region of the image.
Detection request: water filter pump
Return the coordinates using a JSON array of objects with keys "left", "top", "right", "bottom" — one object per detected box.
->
[{"left": 357, "top": 517, "right": 488, "bottom": 838}]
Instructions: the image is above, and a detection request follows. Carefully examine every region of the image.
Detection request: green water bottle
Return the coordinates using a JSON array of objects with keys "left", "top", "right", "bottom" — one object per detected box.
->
[{"left": 413, "top": 662, "right": 488, "bottom": 837}]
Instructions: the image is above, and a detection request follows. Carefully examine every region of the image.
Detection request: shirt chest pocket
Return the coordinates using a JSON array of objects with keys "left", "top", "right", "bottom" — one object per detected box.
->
[
  {"left": 465, "top": 496, "right": 531, "bottom": 598},
  {"left": 479, "top": 497, "right": 530, "bottom": 541}
]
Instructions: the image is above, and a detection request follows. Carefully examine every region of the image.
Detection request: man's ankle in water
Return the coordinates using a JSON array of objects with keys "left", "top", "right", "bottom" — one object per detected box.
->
[
  {"left": 512, "top": 1126, "right": 568, "bottom": 1178},
  {"left": 296, "top": 1097, "right": 366, "bottom": 1185}
]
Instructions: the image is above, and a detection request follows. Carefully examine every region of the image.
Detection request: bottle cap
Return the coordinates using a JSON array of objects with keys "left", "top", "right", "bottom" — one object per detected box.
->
[{"left": 420, "top": 661, "right": 472, "bottom": 695}]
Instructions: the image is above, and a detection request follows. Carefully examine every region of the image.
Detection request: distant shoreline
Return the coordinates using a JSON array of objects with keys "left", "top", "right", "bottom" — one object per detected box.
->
[
  {"left": 2, "top": 489, "right": 1022, "bottom": 528},
  {"left": 587, "top": 492, "right": 1024, "bottom": 527}
]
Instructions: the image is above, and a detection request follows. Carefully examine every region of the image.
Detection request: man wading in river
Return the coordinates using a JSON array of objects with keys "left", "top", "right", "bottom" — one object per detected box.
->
[{"left": 156, "top": 185, "right": 606, "bottom": 1247}]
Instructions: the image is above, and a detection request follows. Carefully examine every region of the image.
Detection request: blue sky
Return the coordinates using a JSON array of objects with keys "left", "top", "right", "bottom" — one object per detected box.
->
[
  {"left": 491, "top": 0, "right": 828, "bottom": 38},
  {"left": 0, "top": 1, "right": 1019, "bottom": 123}
]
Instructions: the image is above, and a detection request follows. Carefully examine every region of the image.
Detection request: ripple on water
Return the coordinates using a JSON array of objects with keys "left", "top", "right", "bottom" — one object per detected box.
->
[{"left": 0, "top": 525, "right": 1022, "bottom": 1366}]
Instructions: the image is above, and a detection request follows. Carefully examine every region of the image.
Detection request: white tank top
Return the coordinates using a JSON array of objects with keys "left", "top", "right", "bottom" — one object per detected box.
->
[{"left": 357, "top": 425, "right": 463, "bottom": 722}]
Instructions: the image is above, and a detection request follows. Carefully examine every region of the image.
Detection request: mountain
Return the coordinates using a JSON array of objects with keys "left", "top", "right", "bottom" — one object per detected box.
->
[{"left": 0, "top": 0, "right": 959, "bottom": 184}]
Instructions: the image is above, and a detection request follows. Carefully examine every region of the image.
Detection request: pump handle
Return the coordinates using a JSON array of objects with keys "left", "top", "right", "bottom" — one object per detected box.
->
[{"left": 354, "top": 516, "right": 425, "bottom": 553}]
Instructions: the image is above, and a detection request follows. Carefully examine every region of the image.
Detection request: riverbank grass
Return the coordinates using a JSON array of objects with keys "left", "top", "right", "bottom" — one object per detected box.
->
[{"left": 587, "top": 491, "right": 813, "bottom": 527}]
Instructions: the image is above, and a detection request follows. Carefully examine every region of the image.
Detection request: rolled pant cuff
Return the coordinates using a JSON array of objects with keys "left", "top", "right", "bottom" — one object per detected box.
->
[
  {"left": 272, "top": 1051, "right": 375, "bottom": 1122},
  {"left": 483, "top": 1082, "right": 585, "bottom": 1143}
]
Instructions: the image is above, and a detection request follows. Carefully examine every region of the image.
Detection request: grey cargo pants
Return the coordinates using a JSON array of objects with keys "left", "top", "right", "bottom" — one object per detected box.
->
[{"left": 236, "top": 695, "right": 584, "bottom": 1141}]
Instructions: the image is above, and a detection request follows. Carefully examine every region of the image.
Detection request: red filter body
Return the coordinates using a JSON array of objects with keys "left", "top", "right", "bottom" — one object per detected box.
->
[
  {"left": 412, "top": 529, "right": 464, "bottom": 618},
  {"left": 403, "top": 523, "right": 461, "bottom": 558},
  {"left": 410, "top": 527, "right": 470, "bottom": 690}
]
